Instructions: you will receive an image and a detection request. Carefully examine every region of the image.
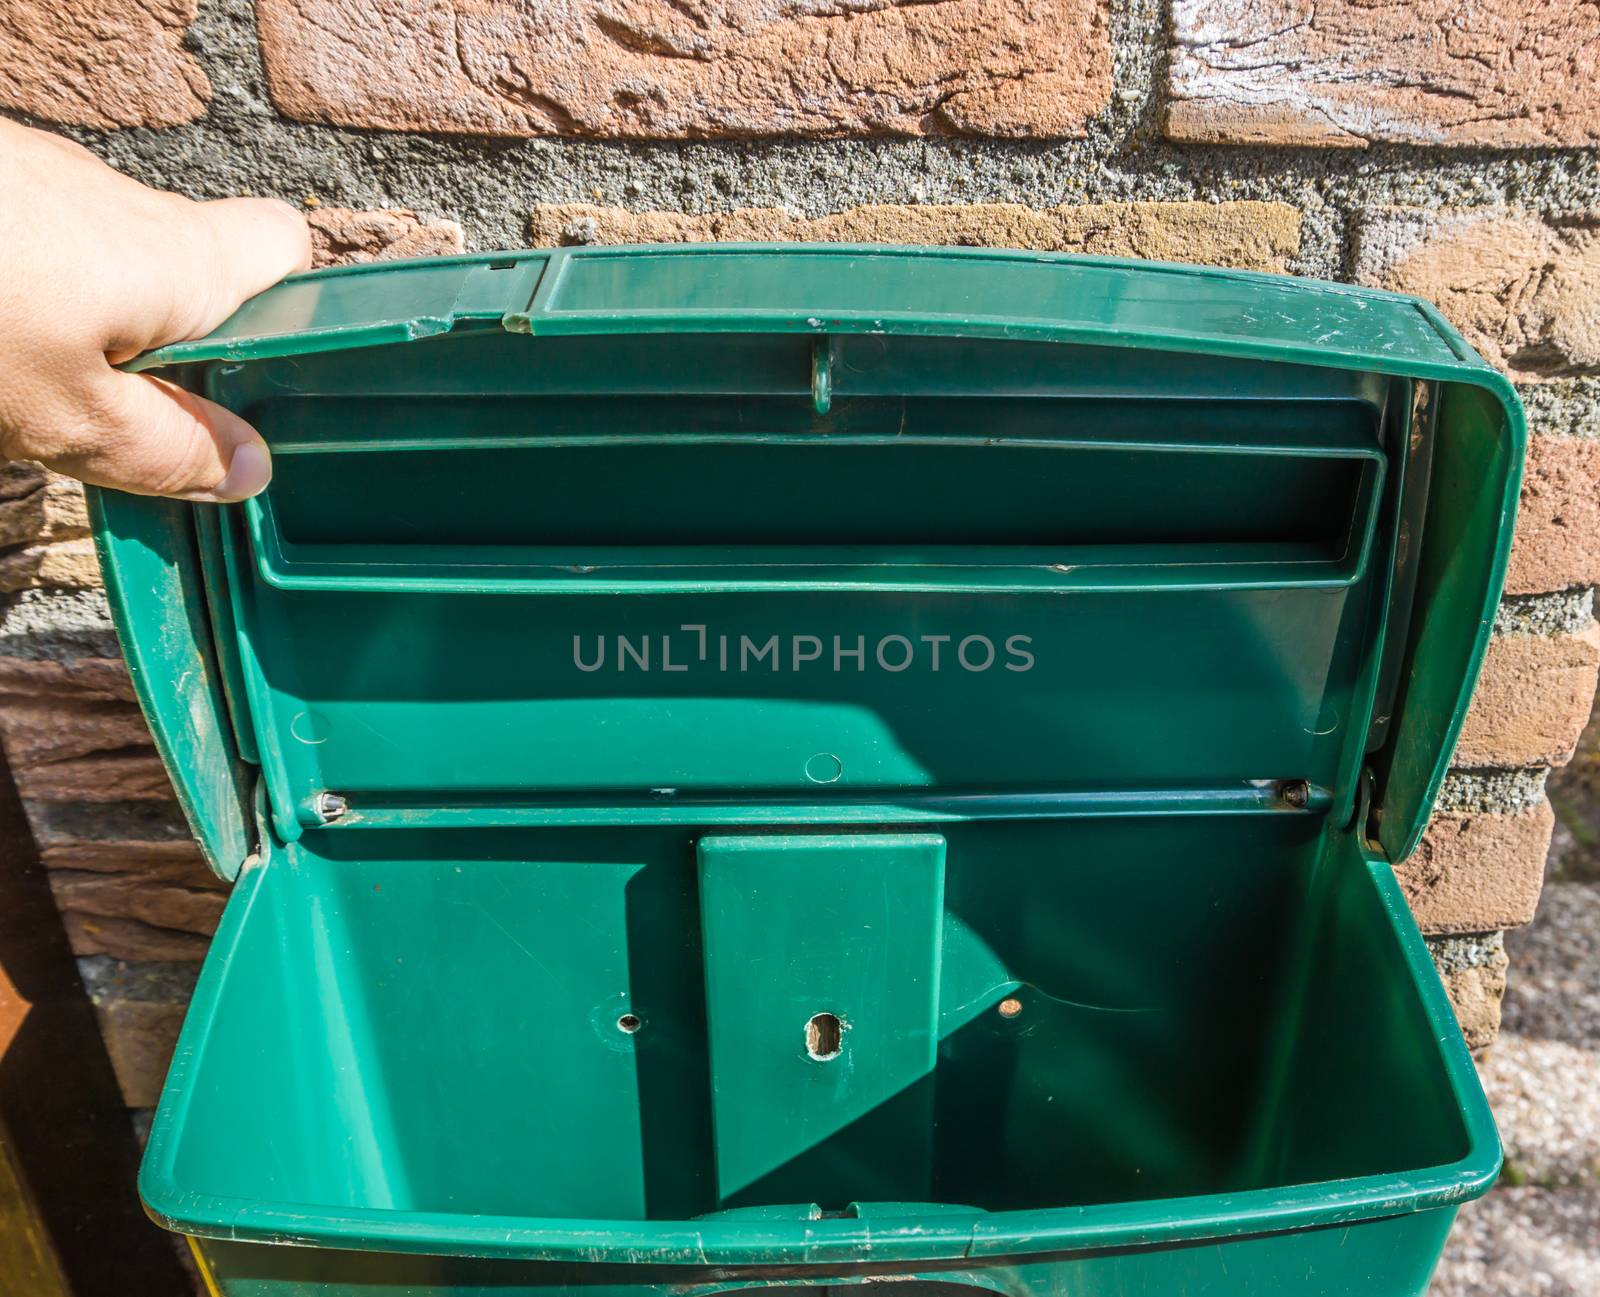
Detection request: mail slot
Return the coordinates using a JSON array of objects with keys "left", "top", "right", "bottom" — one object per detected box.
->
[{"left": 94, "top": 246, "right": 1518, "bottom": 1297}]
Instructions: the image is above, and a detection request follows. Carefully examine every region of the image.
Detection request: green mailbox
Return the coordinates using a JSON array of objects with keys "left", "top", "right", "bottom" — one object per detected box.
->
[{"left": 92, "top": 245, "right": 1519, "bottom": 1297}]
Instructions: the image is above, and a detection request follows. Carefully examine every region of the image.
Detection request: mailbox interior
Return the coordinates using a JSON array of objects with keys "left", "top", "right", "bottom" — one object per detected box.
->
[
  {"left": 96, "top": 248, "right": 1518, "bottom": 1264},
  {"left": 149, "top": 818, "right": 1477, "bottom": 1237}
]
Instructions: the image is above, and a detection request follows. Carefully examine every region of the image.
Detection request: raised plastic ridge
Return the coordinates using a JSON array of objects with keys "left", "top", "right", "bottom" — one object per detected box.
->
[
  {"left": 117, "top": 244, "right": 1524, "bottom": 866},
  {"left": 133, "top": 243, "right": 1493, "bottom": 380}
]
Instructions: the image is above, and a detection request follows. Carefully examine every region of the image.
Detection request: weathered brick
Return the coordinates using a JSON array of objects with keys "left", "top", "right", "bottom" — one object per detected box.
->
[
  {"left": 0, "top": 538, "right": 102, "bottom": 592},
  {"left": 10, "top": 752, "right": 173, "bottom": 804},
  {"left": 78, "top": 961, "right": 199, "bottom": 1106},
  {"left": 1353, "top": 208, "right": 1600, "bottom": 383},
  {"left": 38, "top": 836, "right": 211, "bottom": 884},
  {"left": 1441, "top": 955, "right": 1508, "bottom": 1052},
  {"left": 1169, "top": 1, "right": 1600, "bottom": 148},
  {"left": 1456, "top": 625, "right": 1600, "bottom": 769},
  {"left": 529, "top": 201, "right": 1303, "bottom": 271},
  {"left": 256, "top": 0, "right": 1112, "bottom": 139},
  {"left": 50, "top": 870, "right": 224, "bottom": 952},
  {"left": 1399, "top": 801, "right": 1553, "bottom": 935},
  {"left": 28, "top": 805, "right": 223, "bottom": 962},
  {"left": 0, "top": 698, "right": 151, "bottom": 768},
  {"left": 1356, "top": 211, "right": 1600, "bottom": 594},
  {"left": 0, "top": 471, "right": 145, "bottom": 602},
  {"left": 92, "top": 994, "right": 183, "bottom": 1107},
  {"left": 0, "top": 654, "right": 168, "bottom": 800},
  {"left": 308, "top": 206, "right": 465, "bottom": 267},
  {"left": 0, "top": 461, "right": 88, "bottom": 549},
  {"left": 66, "top": 907, "right": 208, "bottom": 962},
  {"left": 0, "top": 655, "right": 134, "bottom": 704},
  {"left": 45, "top": 834, "right": 220, "bottom": 961},
  {"left": 1505, "top": 435, "right": 1600, "bottom": 596},
  {"left": 0, "top": 0, "right": 210, "bottom": 129}
]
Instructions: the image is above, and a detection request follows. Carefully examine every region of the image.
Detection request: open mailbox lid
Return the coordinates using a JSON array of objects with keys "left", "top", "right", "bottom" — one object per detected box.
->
[{"left": 92, "top": 245, "right": 1524, "bottom": 877}]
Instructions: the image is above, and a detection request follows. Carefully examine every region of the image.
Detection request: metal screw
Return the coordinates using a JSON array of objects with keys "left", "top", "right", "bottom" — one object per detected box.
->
[
  {"left": 1278, "top": 780, "right": 1310, "bottom": 810},
  {"left": 315, "top": 792, "right": 349, "bottom": 822}
]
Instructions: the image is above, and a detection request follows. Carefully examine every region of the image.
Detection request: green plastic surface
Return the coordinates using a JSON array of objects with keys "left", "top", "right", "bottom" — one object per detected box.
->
[
  {"left": 91, "top": 246, "right": 1521, "bottom": 1295},
  {"left": 186, "top": 1211, "right": 1461, "bottom": 1297},
  {"left": 698, "top": 833, "right": 946, "bottom": 1204},
  {"left": 143, "top": 824, "right": 1494, "bottom": 1285}
]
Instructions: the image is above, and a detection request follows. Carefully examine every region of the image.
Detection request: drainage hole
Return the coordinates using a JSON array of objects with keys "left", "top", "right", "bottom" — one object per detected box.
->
[
  {"left": 805, "top": 1011, "right": 844, "bottom": 1061},
  {"left": 616, "top": 1013, "right": 642, "bottom": 1035}
]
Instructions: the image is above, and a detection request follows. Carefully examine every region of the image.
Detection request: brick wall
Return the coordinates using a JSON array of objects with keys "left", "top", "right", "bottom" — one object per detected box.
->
[{"left": 1, "top": 0, "right": 1597, "bottom": 1099}]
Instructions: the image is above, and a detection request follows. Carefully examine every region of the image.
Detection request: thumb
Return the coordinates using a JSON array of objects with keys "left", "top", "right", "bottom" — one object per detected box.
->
[
  {"left": 77, "top": 370, "right": 272, "bottom": 502},
  {"left": 189, "top": 196, "right": 313, "bottom": 335}
]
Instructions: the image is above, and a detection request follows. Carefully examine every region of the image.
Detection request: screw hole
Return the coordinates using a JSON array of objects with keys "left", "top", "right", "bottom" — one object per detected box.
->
[
  {"left": 805, "top": 1012, "right": 844, "bottom": 1061},
  {"left": 616, "top": 1013, "right": 642, "bottom": 1034},
  {"left": 998, "top": 997, "right": 1023, "bottom": 1019},
  {"left": 1277, "top": 779, "right": 1311, "bottom": 809}
]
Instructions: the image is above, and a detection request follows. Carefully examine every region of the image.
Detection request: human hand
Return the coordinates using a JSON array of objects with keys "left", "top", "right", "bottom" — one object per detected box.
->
[{"left": 0, "top": 119, "right": 310, "bottom": 500}]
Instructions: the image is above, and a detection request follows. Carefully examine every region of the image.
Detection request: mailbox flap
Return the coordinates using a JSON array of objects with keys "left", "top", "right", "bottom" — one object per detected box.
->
[{"left": 92, "top": 246, "right": 1522, "bottom": 874}]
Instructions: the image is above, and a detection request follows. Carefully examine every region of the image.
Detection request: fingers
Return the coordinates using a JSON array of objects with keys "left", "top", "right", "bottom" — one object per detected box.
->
[
  {"left": 69, "top": 371, "right": 273, "bottom": 502},
  {"left": 89, "top": 200, "right": 304, "bottom": 495},
  {"left": 0, "top": 121, "right": 302, "bottom": 501}
]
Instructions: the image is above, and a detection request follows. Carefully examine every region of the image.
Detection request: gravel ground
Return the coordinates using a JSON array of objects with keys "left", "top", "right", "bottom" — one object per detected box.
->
[
  {"left": 1431, "top": 879, "right": 1600, "bottom": 1294},
  {"left": 1497, "top": 886, "right": 1600, "bottom": 1048},
  {"left": 1433, "top": 1189, "right": 1600, "bottom": 1297},
  {"left": 1479, "top": 1034, "right": 1600, "bottom": 1188}
]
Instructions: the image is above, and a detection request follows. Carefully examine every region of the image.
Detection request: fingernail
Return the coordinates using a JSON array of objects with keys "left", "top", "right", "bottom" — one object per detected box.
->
[{"left": 196, "top": 441, "right": 272, "bottom": 503}]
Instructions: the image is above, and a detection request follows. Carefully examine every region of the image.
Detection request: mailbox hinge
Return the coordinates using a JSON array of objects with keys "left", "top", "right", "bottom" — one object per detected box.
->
[{"left": 1355, "top": 765, "right": 1385, "bottom": 856}]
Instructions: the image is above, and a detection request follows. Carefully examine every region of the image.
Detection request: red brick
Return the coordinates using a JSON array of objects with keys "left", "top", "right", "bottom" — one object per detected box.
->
[
  {"left": 1356, "top": 206, "right": 1600, "bottom": 599},
  {"left": 1399, "top": 801, "right": 1553, "bottom": 935},
  {"left": 1440, "top": 955, "right": 1508, "bottom": 1052},
  {"left": 1353, "top": 208, "right": 1600, "bottom": 383},
  {"left": 10, "top": 753, "right": 174, "bottom": 803},
  {"left": 1169, "top": 1, "right": 1600, "bottom": 148},
  {"left": 0, "top": 461, "right": 87, "bottom": 549},
  {"left": 37, "top": 837, "right": 213, "bottom": 885},
  {"left": 0, "top": 655, "right": 170, "bottom": 801},
  {"left": 49, "top": 870, "right": 223, "bottom": 951},
  {"left": 0, "top": 657, "right": 134, "bottom": 705},
  {"left": 1456, "top": 626, "right": 1600, "bottom": 770},
  {"left": 0, "top": 462, "right": 99, "bottom": 591},
  {"left": 1507, "top": 436, "right": 1600, "bottom": 597},
  {"left": 66, "top": 911, "right": 207, "bottom": 963},
  {"left": 0, "top": 0, "right": 210, "bottom": 129},
  {"left": 34, "top": 831, "right": 223, "bottom": 964},
  {"left": 256, "top": 0, "right": 1112, "bottom": 139},
  {"left": 0, "top": 539, "right": 101, "bottom": 592},
  {"left": 0, "top": 699, "right": 152, "bottom": 768},
  {"left": 308, "top": 206, "right": 465, "bottom": 267}
]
